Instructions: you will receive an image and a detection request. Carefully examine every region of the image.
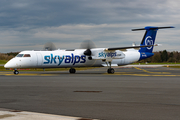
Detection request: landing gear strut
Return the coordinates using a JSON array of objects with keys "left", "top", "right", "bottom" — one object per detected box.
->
[
  {"left": 69, "top": 68, "right": 76, "bottom": 73},
  {"left": 14, "top": 70, "right": 19, "bottom": 75},
  {"left": 107, "top": 61, "right": 115, "bottom": 74}
]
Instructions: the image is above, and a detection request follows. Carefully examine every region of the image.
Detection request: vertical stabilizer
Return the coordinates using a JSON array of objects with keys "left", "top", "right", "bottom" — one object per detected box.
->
[
  {"left": 132, "top": 26, "right": 174, "bottom": 53},
  {"left": 139, "top": 27, "right": 157, "bottom": 53},
  {"left": 132, "top": 26, "right": 174, "bottom": 61}
]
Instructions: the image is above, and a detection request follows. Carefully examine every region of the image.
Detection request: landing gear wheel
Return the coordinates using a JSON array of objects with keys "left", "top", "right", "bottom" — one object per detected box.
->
[
  {"left": 69, "top": 68, "right": 76, "bottom": 73},
  {"left": 107, "top": 68, "right": 114, "bottom": 74},
  {"left": 14, "top": 70, "right": 19, "bottom": 75}
]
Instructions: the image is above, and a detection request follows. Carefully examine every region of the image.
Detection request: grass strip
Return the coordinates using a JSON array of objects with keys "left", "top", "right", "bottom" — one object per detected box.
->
[
  {"left": 0, "top": 60, "right": 7, "bottom": 64},
  {"left": 168, "top": 66, "right": 180, "bottom": 68}
]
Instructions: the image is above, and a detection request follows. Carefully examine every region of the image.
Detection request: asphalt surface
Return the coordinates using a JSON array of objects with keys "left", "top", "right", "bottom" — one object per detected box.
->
[{"left": 0, "top": 66, "right": 180, "bottom": 120}]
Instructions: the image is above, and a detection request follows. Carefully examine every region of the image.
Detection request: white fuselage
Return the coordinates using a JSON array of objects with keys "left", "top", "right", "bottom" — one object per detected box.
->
[{"left": 4, "top": 48, "right": 140, "bottom": 69}]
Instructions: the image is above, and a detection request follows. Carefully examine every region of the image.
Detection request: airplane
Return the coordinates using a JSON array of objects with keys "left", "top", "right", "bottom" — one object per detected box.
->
[{"left": 4, "top": 26, "right": 174, "bottom": 75}]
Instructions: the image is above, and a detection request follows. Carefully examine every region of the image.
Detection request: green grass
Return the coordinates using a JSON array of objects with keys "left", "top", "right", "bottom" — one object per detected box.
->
[
  {"left": 0, "top": 60, "right": 7, "bottom": 64},
  {"left": 168, "top": 66, "right": 180, "bottom": 68}
]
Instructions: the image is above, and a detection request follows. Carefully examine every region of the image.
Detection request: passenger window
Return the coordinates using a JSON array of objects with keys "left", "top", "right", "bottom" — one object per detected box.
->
[
  {"left": 16, "top": 54, "right": 24, "bottom": 57},
  {"left": 23, "top": 54, "right": 31, "bottom": 57}
]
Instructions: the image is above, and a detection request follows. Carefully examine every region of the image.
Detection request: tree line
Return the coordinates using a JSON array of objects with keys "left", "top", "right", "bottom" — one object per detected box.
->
[
  {"left": 139, "top": 50, "right": 180, "bottom": 63},
  {"left": 0, "top": 50, "right": 180, "bottom": 63},
  {"left": 0, "top": 52, "right": 19, "bottom": 61}
]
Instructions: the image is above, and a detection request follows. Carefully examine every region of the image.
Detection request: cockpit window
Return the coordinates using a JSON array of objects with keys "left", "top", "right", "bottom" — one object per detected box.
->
[
  {"left": 23, "top": 54, "right": 31, "bottom": 57},
  {"left": 16, "top": 54, "right": 24, "bottom": 57},
  {"left": 16, "top": 54, "right": 31, "bottom": 57}
]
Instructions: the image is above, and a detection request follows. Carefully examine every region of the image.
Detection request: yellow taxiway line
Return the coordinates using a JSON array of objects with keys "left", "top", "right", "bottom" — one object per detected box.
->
[{"left": 133, "top": 67, "right": 171, "bottom": 74}]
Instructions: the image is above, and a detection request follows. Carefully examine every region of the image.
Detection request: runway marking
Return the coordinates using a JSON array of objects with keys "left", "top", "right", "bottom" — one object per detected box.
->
[
  {"left": 0, "top": 72, "right": 55, "bottom": 76},
  {"left": 133, "top": 67, "right": 170, "bottom": 74},
  {"left": 1, "top": 73, "right": 180, "bottom": 77},
  {"left": 0, "top": 67, "right": 179, "bottom": 77},
  {"left": 105, "top": 73, "right": 180, "bottom": 76},
  {"left": 74, "top": 91, "right": 102, "bottom": 93},
  {"left": 40, "top": 74, "right": 55, "bottom": 76},
  {"left": 104, "top": 67, "right": 180, "bottom": 76}
]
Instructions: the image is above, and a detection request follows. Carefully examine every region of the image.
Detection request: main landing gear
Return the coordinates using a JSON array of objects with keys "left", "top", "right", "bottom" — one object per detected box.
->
[
  {"left": 107, "top": 61, "right": 115, "bottom": 74},
  {"left": 13, "top": 69, "right": 19, "bottom": 75},
  {"left": 69, "top": 68, "right": 76, "bottom": 73}
]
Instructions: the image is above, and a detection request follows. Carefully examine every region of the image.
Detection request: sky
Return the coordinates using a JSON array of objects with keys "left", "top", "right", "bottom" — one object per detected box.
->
[{"left": 0, "top": 0, "right": 179, "bottom": 53}]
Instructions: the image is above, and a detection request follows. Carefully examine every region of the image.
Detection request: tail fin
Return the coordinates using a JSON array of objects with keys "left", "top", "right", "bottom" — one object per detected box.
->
[{"left": 132, "top": 26, "right": 174, "bottom": 53}]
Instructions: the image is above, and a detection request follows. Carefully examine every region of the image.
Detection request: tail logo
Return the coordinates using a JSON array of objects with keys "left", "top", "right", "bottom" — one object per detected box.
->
[{"left": 145, "top": 36, "right": 153, "bottom": 50}]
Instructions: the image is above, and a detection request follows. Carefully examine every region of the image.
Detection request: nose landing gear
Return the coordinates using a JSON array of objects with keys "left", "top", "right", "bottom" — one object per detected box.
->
[
  {"left": 13, "top": 70, "right": 19, "bottom": 75},
  {"left": 107, "top": 68, "right": 114, "bottom": 74}
]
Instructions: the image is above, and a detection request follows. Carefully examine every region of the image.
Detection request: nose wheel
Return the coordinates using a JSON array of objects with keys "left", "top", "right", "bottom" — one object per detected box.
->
[
  {"left": 14, "top": 70, "right": 19, "bottom": 75},
  {"left": 107, "top": 68, "right": 114, "bottom": 74},
  {"left": 69, "top": 68, "right": 76, "bottom": 73}
]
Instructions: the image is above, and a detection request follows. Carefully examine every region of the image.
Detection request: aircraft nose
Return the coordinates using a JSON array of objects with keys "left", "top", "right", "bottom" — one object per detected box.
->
[
  {"left": 4, "top": 61, "right": 12, "bottom": 68},
  {"left": 4, "top": 59, "right": 18, "bottom": 68}
]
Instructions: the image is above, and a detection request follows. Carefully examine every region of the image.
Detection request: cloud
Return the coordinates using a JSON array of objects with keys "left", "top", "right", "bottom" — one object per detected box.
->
[{"left": 0, "top": 0, "right": 179, "bottom": 52}]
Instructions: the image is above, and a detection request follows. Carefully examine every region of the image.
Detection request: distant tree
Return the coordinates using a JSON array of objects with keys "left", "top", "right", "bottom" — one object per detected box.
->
[
  {"left": 169, "top": 52, "right": 174, "bottom": 58},
  {"left": 160, "top": 50, "right": 168, "bottom": 62},
  {"left": 152, "top": 52, "right": 162, "bottom": 62},
  {"left": 138, "top": 50, "right": 180, "bottom": 63},
  {"left": 7, "top": 52, "right": 19, "bottom": 56},
  {"left": 167, "top": 52, "right": 175, "bottom": 62},
  {"left": 174, "top": 51, "right": 180, "bottom": 62},
  {"left": 0, "top": 52, "right": 18, "bottom": 60}
]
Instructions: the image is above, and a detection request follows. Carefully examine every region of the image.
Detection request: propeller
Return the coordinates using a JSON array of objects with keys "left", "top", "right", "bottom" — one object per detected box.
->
[
  {"left": 80, "top": 40, "right": 96, "bottom": 60},
  {"left": 43, "top": 42, "right": 57, "bottom": 51}
]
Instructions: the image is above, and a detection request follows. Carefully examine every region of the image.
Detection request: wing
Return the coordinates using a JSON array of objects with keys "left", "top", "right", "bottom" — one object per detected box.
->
[{"left": 105, "top": 44, "right": 158, "bottom": 51}]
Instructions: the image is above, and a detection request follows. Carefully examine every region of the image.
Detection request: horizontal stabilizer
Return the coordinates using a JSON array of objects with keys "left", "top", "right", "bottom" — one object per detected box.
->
[{"left": 132, "top": 26, "right": 174, "bottom": 31}]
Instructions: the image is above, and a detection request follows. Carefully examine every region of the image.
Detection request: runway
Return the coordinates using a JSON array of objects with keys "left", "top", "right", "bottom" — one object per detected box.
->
[
  {"left": 1, "top": 65, "right": 180, "bottom": 77},
  {"left": 0, "top": 66, "right": 180, "bottom": 120}
]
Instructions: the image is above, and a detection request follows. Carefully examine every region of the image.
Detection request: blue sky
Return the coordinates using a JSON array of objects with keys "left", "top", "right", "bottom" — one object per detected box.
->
[{"left": 0, "top": 0, "right": 179, "bottom": 53}]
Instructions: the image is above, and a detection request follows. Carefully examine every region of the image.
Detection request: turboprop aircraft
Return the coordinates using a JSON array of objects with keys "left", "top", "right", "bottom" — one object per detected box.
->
[{"left": 4, "top": 26, "right": 174, "bottom": 75}]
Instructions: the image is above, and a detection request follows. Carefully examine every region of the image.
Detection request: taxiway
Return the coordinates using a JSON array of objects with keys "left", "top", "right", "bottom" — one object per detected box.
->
[{"left": 0, "top": 66, "right": 180, "bottom": 120}]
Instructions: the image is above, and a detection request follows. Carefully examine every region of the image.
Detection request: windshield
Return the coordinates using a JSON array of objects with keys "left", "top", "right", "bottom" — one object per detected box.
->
[
  {"left": 23, "top": 54, "right": 31, "bottom": 57},
  {"left": 16, "top": 54, "right": 31, "bottom": 57},
  {"left": 16, "top": 54, "right": 24, "bottom": 57}
]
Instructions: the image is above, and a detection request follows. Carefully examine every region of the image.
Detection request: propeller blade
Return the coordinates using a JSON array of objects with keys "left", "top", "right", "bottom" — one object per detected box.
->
[
  {"left": 43, "top": 42, "right": 57, "bottom": 51},
  {"left": 80, "top": 40, "right": 96, "bottom": 49},
  {"left": 80, "top": 40, "right": 96, "bottom": 58}
]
